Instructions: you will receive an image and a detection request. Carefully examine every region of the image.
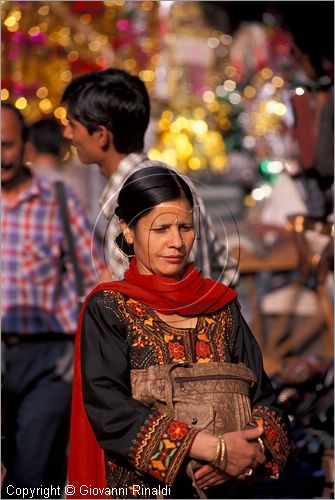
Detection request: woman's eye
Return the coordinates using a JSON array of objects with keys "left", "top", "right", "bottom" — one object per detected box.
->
[
  {"left": 151, "top": 227, "right": 168, "bottom": 233},
  {"left": 181, "top": 224, "right": 194, "bottom": 232}
]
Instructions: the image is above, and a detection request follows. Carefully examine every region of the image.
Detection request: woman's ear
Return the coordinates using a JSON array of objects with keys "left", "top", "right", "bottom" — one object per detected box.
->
[{"left": 119, "top": 220, "right": 134, "bottom": 245}]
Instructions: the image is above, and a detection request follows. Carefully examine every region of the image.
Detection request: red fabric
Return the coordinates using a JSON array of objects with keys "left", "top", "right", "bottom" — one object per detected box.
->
[
  {"left": 67, "top": 289, "right": 106, "bottom": 499},
  {"left": 67, "top": 259, "right": 237, "bottom": 496},
  {"left": 105, "top": 258, "right": 237, "bottom": 316}
]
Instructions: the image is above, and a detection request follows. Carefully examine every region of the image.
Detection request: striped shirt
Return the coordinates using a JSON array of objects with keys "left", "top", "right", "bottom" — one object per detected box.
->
[
  {"left": 1, "top": 175, "right": 105, "bottom": 334},
  {"left": 99, "top": 153, "right": 239, "bottom": 285}
]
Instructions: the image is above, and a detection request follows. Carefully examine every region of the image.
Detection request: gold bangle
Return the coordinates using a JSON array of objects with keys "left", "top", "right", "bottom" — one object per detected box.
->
[
  {"left": 210, "top": 435, "right": 222, "bottom": 466},
  {"left": 219, "top": 436, "right": 226, "bottom": 471},
  {"left": 245, "top": 468, "right": 254, "bottom": 477},
  {"left": 257, "top": 437, "right": 265, "bottom": 455}
]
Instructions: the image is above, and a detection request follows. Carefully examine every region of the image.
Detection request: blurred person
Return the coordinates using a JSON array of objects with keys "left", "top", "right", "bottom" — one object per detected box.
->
[
  {"left": 26, "top": 117, "right": 106, "bottom": 238},
  {"left": 26, "top": 117, "right": 70, "bottom": 179},
  {"left": 61, "top": 68, "right": 239, "bottom": 286},
  {"left": 289, "top": 39, "right": 334, "bottom": 218},
  {"left": 68, "top": 166, "right": 290, "bottom": 499},
  {"left": 1, "top": 102, "right": 105, "bottom": 498}
]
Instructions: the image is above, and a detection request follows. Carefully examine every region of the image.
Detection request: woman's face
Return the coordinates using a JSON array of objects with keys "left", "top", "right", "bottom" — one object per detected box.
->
[{"left": 127, "top": 198, "right": 195, "bottom": 279}]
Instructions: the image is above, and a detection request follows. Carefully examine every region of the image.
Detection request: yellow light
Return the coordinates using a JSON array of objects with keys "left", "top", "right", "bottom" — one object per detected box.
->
[
  {"left": 15, "top": 97, "right": 27, "bottom": 110},
  {"left": 203, "top": 90, "right": 215, "bottom": 103},
  {"left": 260, "top": 68, "right": 273, "bottom": 80},
  {"left": 88, "top": 41, "right": 100, "bottom": 52},
  {"left": 54, "top": 107, "right": 67, "bottom": 119},
  {"left": 176, "top": 135, "right": 193, "bottom": 160},
  {"left": 170, "top": 121, "right": 182, "bottom": 134},
  {"left": 188, "top": 157, "right": 202, "bottom": 170},
  {"left": 175, "top": 116, "right": 188, "bottom": 129},
  {"left": 113, "top": 1, "right": 125, "bottom": 6},
  {"left": 148, "top": 148, "right": 161, "bottom": 161},
  {"left": 21, "top": 104, "right": 32, "bottom": 117},
  {"left": 59, "top": 27, "right": 70, "bottom": 37},
  {"left": 1, "top": 89, "right": 9, "bottom": 100},
  {"left": 243, "top": 86, "right": 256, "bottom": 98},
  {"left": 211, "top": 154, "right": 227, "bottom": 172},
  {"left": 36, "top": 87, "right": 48, "bottom": 99},
  {"left": 7, "top": 24, "right": 19, "bottom": 32},
  {"left": 272, "top": 76, "right": 284, "bottom": 88},
  {"left": 161, "top": 132, "right": 172, "bottom": 145},
  {"left": 223, "top": 80, "right": 236, "bottom": 92},
  {"left": 39, "top": 99, "right": 52, "bottom": 113},
  {"left": 124, "top": 59, "right": 137, "bottom": 71},
  {"left": 162, "top": 110, "right": 173, "bottom": 122},
  {"left": 193, "top": 107, "right": 206, "bottom": 119},
  {"left": 28, "top": 26, "right": 40, "bottom": 36},
  {"left": 192, "top": 120, "right": 208, "bottom": 136},
  {"left": 74, "top": 33, "right": 85, "bottom": 44},
  {"left": 61, "top": 71, "right": 72, "bottom": 82},
  {"left": 158, "top": 119, "right": 169, "bottom": 132},
  {"left": 67, "top": 51, "right": 79, "bottom": 62},
  {"left": 4, "top": 16, "right": 17, "bottom": 28},
  {"left": 12, "top": 10, "right": 22, "bottom": 21},
  {"left": 38, "top": 5, "right": 49, "bottom": 15},
  {"left": 142, "top": 1, "right": 153, "bottom": 11},
  {"left": 161, "top": 148, "right": 177, "bottom": 166},
  {"left": 207, "top": 101, "right": 220, "bottom": 112},
  {"left": 139, "top": 70, "right": 155, "bottom": 82},
  {"left": 276, "top": 103, "right": 287, "bottom": 116}
]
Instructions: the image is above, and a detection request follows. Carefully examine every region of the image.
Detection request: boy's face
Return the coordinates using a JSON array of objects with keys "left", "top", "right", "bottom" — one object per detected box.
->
[{"left": 63, "top": 113, "right": 104, "bottom": 166}]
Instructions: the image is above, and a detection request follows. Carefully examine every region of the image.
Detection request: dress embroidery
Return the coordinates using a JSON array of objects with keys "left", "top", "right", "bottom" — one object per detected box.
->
[{"left": 97, "top": 290, "right": 288, "bottom": 496}]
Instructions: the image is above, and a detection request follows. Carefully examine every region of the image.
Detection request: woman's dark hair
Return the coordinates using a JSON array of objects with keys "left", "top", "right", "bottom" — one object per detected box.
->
[
  {"left": 62, "top": 68, "right": 150, "bottom": 154},
  {"left": 115, "top": 166, "right": 194, "bottom": 227}
]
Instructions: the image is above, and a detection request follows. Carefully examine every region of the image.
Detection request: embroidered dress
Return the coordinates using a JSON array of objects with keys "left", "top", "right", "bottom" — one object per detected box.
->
[{"left": 80, "top": 290, "right": 290, "bottom": 498}]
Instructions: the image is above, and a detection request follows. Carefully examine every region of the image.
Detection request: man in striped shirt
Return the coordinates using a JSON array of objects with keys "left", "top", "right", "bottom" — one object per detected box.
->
[
  {"left": 1, "top": 102, "right": 105, "bottom": 496},
  {"left": 62, "top": 68, "right": 239, "bottom": 286}
]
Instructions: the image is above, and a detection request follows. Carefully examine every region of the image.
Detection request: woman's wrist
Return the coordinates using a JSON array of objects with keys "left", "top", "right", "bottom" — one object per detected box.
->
[{"left": 189, "top": 432, "right": 220, "bottom": 463}]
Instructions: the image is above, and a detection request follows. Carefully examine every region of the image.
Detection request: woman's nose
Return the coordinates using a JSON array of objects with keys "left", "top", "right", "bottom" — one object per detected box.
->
[{"left": 169, "top": 227, "right": 184, "bottom": 248}]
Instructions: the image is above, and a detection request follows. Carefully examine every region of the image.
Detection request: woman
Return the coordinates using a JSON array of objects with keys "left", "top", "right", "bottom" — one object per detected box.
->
[{"left": 68, "top": 166, "right": 290, "bottom": 499}]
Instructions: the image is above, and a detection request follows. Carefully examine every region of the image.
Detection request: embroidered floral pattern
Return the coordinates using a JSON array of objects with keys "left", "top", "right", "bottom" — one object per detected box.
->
[
  {"left": 167, "top": 421, "right": 188, "bottom": 440},
  {"left": 129, "top": 414, "right": 197, "bottom": 485},
  {"left": 100, "top": 291, "right": 289, "bottom": 495},
  {"left": 195, "top": 340, "right": 210, "bottom": 359},
  {"left": 249, "top": 405, "right": 290, "bottom": 478},
  {"left": 168, "top": 342, "right": 185, "bottom": 360}
]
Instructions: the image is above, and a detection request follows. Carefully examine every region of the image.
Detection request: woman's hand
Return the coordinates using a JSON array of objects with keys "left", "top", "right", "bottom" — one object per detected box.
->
[
  {"left": 221, "top": 427, "right": 266, "bottom": 477},
  {"left": 194, "top": 464, "right": 229, "bottom": 489}
]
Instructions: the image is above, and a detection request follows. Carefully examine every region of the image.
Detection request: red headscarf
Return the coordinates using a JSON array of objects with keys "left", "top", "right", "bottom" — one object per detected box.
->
[{"left": 67, "top": 259, "right": 237, "bottom": 497}]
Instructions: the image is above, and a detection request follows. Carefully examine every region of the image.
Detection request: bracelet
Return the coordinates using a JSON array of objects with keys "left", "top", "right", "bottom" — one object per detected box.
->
[
  {"left": 210, "top": 435, "right": 222, "bottom": 467},
  {"left": 257, "top": 437, "right": 266, "bottom": 455},
  {"left": 219, "top": 435, "right": 226, "bottom": 471}
]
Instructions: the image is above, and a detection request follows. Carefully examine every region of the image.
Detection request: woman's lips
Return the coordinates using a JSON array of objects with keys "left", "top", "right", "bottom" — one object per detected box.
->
[{"left": 163, "top": 255, "right": 184, "bottom": 263}]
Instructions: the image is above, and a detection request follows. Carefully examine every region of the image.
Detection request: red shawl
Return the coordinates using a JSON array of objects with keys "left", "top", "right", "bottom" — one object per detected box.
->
[{"left": 67, "top": 259, "right": 237, "bottom": 497}]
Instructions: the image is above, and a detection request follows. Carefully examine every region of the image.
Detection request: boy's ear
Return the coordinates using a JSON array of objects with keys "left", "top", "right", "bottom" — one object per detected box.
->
[{"left": 95, "top": 125, "right": 113, "bottom": 150}]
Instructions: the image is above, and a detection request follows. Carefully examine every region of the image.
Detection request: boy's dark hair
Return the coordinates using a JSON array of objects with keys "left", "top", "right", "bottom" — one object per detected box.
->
[
  {"left": 1, "top": 101, "right": 28, "bottom": 141},
  {"left": 62, "top": 68, "right": 150, "bottom": 154},
  {"left": 115, "top": 166, "right": 194, "bottom": 228},
  {"left": 29, "top": 118, "right": 65, "bottom": 157}
]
